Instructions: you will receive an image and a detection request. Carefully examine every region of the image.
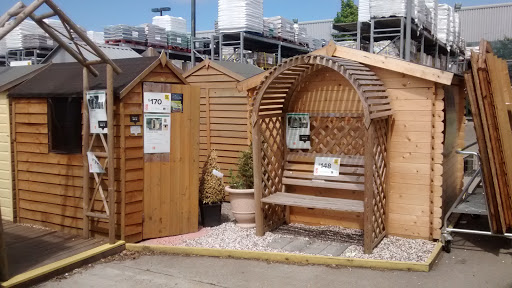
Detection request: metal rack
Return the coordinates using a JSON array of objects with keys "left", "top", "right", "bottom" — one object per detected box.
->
[
  {"left": 441, "top": 142, "right": 512, "bottom": 253},
  {"left": 191, "top": 31, "right": 310, "bottom": 66},
  {"left": 333, "top": 16, "right": 467, "bottom": 74},
  {"left": 5, "top": 47, "right": 53, "bottom": 65}
]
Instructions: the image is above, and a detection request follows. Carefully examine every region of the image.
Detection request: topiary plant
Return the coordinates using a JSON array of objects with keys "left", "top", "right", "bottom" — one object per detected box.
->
[
  {"left": 229, "top": 146, "right": 254, "bottom": 190},
  {"left": 199, "top": 150, "right": 225, "bottom": 204}
]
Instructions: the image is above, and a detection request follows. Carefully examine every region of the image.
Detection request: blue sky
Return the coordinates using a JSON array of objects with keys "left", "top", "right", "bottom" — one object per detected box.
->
[{"left": 0, "top": 0, "right": 510, "bottom": 32}]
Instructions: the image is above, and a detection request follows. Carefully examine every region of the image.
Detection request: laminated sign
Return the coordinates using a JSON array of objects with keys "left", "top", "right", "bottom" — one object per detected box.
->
[
  {"left": 87, "top": 152, "right": 105, "bottom": 173},
  {"left": 171, "top": 93, "right": 184, "bottom": 113},
  {"left": 144, "top": 114, "right": 171, "bottom": 153},
  {"left": 87, "top": 90, "right": 108, "bottom": 134},
  {"left": 286, "top": 113, "right": 311, "bottom": 149},
  {"left": 314, "top": 157, "right": 341, "bottom": 177},
  {"left": 144, "top": 92, "right": 171, "bottom": 113}
]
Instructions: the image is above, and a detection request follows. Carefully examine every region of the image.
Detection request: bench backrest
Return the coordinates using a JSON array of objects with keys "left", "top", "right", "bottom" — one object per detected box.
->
[{"left": 283, "top": 152, "right": 365, "bottom": 191}]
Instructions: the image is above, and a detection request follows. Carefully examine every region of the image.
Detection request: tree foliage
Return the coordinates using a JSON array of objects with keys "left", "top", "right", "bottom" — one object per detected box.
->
[
  {"left": 334, "top": 0, "right": 358, "bottom": 24},
  {"left": 229, "top": 146, "right": 254, "bottom": 190},
  {"left": 491, "top": 37, "right": 512, "bottom": 81},
  {"left": 492, "top": 37, "right": 512, "bottom": 60}
]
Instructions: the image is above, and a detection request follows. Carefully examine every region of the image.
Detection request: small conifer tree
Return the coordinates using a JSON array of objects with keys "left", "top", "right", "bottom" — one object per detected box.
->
[{"left": 199, "top": 150, "right": 225, "bottom": 204}]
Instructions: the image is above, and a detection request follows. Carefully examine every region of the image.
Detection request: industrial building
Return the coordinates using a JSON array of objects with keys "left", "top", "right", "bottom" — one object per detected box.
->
[{"left": 458, "top": 3, "right": 512, "bottom": 45}]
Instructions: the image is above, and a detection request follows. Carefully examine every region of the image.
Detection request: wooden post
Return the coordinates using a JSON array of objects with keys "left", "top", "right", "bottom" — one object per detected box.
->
[
  {"left": 82, "top": 67, "right": 90, "bottom": 238},
  {"left": 363, "top": 122, "right": 375, "bottom": 254},
  {"left": 107, "top": 64, "right": 116, "bottom": 244},
  {"left": 0, "top": 214, "right": 8, "bottom": 281},
  {"left": 252, "top": 118, "right": 264, "bottom": 236}
]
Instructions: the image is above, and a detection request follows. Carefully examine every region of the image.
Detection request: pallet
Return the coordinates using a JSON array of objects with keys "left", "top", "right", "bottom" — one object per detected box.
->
[
  {"left": 105, "top": 39, "right": 146, "bottom": 46},
  {"left": 465, "top": 40, "right": 512, "bottom": 233}
]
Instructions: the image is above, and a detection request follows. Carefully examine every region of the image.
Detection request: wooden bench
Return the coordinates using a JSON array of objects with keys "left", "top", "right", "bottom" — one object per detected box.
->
[{"left": 261, "top": 152, "right": 365, "bottom": 212}]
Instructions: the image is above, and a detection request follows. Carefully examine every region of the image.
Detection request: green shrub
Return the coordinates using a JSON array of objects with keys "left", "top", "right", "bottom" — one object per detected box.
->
[
  {"left": 229, "top": 146, "right": 254, "bottom": 190},
  {"left": 199, "top": 150, "right": 225, "bottom": 204}
]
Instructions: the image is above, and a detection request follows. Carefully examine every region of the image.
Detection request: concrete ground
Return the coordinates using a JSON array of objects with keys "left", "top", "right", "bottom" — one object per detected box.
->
[{"left": 38, "top": 229, "right": 512, "bottom": 288}]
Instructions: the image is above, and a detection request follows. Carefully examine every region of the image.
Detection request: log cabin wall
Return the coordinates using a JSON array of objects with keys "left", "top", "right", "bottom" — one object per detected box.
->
[
  {"left": 286, "top": 66, "right": 465, "bottom": 240},
  {"left": 186, "top": 66, "right": 251, "bottom": 177}
]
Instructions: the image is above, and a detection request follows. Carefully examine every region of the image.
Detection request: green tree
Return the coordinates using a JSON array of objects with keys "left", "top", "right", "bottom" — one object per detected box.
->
[
  {"left": 334, "top": 0, "right": 358, "bottom": 24},
  {"left": 492, "top": 37, "right": 512, "bottom": 60},
  {"left": 491, "top": 37, "right": 512, "bottom": 81}
]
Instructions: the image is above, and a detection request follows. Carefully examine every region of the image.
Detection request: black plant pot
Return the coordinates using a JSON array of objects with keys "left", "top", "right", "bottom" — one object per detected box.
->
[{"left": 200, "top": 202, "right": 222, "bottom": 227}]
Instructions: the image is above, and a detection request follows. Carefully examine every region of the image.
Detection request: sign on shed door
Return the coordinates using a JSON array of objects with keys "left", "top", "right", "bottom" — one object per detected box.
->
[{"left": 142, "top": 82, "right": 200, "bottom": 239}]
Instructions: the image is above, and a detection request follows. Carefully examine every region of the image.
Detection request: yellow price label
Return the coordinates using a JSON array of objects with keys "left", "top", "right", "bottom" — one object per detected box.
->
[
  {"left": 164, "top": 94, "right": 170, "bottom": 100},
  {"left": 333, "top": 159, "right": 339, "bottom": 165}
]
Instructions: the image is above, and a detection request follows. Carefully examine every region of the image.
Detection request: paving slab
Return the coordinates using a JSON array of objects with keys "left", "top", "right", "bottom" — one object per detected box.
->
[
  {"left": 281, "top": 238, "right": 311, "bottom": 252},
  {"left": 301, "top": 240, "right": 331, "bottom": 255},
  {"left": 267, "top": 237, "right": 295, "bottom": 250},
  {"left": 318, "top": 243, "right": 350, "bottom": 257}
]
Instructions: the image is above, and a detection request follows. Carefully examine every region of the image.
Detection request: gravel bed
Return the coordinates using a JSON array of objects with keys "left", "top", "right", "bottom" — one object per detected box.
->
[{"left": 178, "top": 203, "right": 436, "bottom": 262}]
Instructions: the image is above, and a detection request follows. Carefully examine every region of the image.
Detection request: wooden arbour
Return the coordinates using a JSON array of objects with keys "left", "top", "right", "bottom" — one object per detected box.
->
[{"left": 252, "top": 54, "right": 393, "bottom": 253}]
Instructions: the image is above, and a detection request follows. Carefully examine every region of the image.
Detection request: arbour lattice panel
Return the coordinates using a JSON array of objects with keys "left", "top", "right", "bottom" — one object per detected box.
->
[{"left": 252, "top": 54, "right": 392, "bottom": 253}]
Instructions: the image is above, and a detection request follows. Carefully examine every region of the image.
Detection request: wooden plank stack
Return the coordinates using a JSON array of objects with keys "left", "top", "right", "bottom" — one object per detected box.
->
[{"left": 465, "top": 40, "right": 512, "bottom": 234}]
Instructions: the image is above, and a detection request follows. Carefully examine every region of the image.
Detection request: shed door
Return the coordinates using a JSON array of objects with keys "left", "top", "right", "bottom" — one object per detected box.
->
[{"left": 142, "top": 82, "right": 200, "bottom": 239}]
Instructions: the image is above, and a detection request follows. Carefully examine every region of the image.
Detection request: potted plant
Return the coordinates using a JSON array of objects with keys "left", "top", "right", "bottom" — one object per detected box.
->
[
  {"left": 199, "top": 150, "right": 225, "bottom": 227},
  {"left": 225, "top": 146, "right": 255, "bottom": 228}
]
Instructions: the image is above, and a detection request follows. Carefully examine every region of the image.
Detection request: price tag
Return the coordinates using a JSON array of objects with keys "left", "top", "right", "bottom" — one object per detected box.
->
[
  {"left": 314, "top": 157, "right": 341, "bottom": 177},
  {"left": 144, "top": 92, "right": 171, "bottom": 113}
]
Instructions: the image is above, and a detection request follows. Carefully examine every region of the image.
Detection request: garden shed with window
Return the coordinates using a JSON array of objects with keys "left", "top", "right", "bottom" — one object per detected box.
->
[
  {"left": 8, "top": 54, "right": 200, "bottom": 243},
  {"left": 239, "top": 42, "right": 466, "bottom": 252}
]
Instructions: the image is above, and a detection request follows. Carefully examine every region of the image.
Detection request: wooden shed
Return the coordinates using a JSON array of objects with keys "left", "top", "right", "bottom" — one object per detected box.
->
[
  {"left": 0, "top": 65, "right": 48, "bottom": 222},
  {"left": 183, "top": 60, "right": 263, "bottom": 176},
  {"left": 8, "top": 54, "right": 200, "bottom": 243},
  {"left": 239, "top": 42, "right": 466, "bottom": 243}
]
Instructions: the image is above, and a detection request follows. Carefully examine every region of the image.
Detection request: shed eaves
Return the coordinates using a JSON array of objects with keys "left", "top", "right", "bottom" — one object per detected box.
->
[
  {"left": 210, "top": 60, "right": 264, "bottom": 79},
  {"left": 0, "top": 64, "right": 48, "bottom": 92},
  {"left": 9, "top": 57, "right": 159, "bottom": 98}
]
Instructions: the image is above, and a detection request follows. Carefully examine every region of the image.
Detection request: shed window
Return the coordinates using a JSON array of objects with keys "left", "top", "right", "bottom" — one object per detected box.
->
[{"left": 48, "top": 97, "right": 82, "bottom": 154}]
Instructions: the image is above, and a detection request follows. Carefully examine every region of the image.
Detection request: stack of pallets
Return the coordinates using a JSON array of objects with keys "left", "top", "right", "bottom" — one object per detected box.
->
[{"left": 464, "top": 40, "right": 512, "bottom": 234}]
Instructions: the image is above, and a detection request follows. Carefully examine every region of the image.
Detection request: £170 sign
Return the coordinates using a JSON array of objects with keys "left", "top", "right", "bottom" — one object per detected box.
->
[{"left": 144, "top": 92, "right": 171, "bottom": 113}]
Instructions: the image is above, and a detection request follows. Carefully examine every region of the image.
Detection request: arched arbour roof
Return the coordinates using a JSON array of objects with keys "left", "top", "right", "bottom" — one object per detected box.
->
[{"left": 252, "top": 54, "right": 393, "bottom": 128}]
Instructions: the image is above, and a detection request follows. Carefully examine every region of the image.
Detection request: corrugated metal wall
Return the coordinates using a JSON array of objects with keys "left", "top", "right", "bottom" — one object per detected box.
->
[
  {"left": 459, "top": 3, "right": 512, "bottom": 44},
  {"left": 299, "top": 19, "right": 334, "bottom": 40}
]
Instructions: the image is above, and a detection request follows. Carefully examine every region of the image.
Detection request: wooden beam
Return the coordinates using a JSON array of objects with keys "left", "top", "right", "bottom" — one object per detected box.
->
[
  {"left": 0, "top": 1, "right": 25, "bottom": 28},
  {"left": 106, "top": 64, "right": 116, "bottom": 244},
  {"left": 32, "top": 11, "right": 56, "bottom": 22},
  {"left": 82, "top": 67, "right": 90, "bottom": 238},
  {"left": 0, "top": 0, "right": 45, "bottom": 41},
  {"left": 30, "top": 16, "right": 99, "bottom": 77},
  {"left": 332, "top": 45, "right": 454, "bottom": 85},
  {"left": 253, "top": 118, "right": 264, "bottom": 236},
  {"left": 43, "top": 0, "right": 122, "bottom": 75}
]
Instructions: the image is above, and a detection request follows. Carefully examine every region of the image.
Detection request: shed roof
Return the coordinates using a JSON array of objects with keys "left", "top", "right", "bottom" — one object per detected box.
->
[
  {"left": 184, "top": 59, "right": 263, "bottom": 81},
  {"left": 9, "top": 55, "right": 186, "bottom": 98},
  {"left": 0, "top": 64, "right": 48, "bottom": 93},
  {"left": 43, "top": 43, "right": 142, "bottom": 64}
]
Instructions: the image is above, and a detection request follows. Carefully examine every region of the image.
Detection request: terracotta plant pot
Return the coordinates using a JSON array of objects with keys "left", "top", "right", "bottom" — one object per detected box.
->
[{"left": 225, "top": 186, "right": 255, "bottom": 228}]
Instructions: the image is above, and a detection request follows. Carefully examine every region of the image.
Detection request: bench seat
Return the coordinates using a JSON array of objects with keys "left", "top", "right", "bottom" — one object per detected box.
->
[{"left": 261, "top": 192, "right": 364, "bottom": 213}]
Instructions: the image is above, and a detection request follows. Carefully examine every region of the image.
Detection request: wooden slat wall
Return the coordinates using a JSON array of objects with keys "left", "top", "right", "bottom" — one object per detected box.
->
[
  {"left": 13, "top": 98, "right": 122, "bottom": 238},
  {"left": 0, "top": 92, "right": 13, "bottom": 221},
  {"left": 186, "top": 66, "right": 251, "bottom": 177},
  {"left": 121, "top": 65, "right": 186, "bottom": 243}
]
